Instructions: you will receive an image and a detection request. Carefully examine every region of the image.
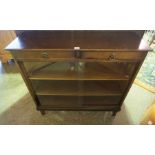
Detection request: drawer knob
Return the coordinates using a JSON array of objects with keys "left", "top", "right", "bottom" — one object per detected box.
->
[
  {"left": 74, "top": 47, "right": 82, "bottom": 58},
  {"left": 108, "top": 54, "right": 115, "bottom": 60},
  {"left": 42, "top": 52, "right": 49, "bottom": 58}
]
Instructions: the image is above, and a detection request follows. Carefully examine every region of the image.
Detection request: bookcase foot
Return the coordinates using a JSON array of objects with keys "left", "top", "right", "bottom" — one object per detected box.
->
[
  {"left": 41, "top": 110, "right": 46, "bottom": 115},
  {"left": 112, "top": 111, "right": 117, "bottom": 116}
]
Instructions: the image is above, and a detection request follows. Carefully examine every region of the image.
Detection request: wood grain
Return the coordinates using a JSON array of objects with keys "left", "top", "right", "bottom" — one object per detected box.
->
[{"left": 6, "top": 30, "right": 150, "bottom": 51}]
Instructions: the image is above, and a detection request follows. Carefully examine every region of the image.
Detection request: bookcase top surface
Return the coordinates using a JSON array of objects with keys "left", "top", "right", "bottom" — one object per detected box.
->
[{"left": 6, "top": 30, "right": 151, "bottom": 51}]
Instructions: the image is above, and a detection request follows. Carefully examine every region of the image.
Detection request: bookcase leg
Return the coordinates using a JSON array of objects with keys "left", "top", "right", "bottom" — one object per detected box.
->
[
  {"left": 41, "top": 110, "right": 46, "bottom": 115},
  {"left": 112, "top": 111, "right": 117, "bottom": 116}
]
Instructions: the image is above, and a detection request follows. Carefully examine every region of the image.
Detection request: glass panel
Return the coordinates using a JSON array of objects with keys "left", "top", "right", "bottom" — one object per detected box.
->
[
  {"left": 82, "top": 96, "right": 121, "bottom": 106},
  {"left": 38, "top": 96, "right": 80, "bottom": 107},
  {"left": 37, "top": 96, "right": 121, "bottom": 107},
  {"left": 31, "top": 80, "right": 127, "bottom": 96},
  {"left": 23, "top": 61, "right": 136, "bottom": 80}
]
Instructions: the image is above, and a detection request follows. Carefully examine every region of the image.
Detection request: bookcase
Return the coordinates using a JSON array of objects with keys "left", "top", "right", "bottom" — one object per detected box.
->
[{"left": 6, "top": 30, "right": 151, "bottom": 115}]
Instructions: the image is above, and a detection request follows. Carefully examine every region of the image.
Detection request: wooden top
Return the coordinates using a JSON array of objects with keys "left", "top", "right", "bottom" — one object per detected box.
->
[{"left": 6, "top": 30, "right": 151, "bottom": 51}]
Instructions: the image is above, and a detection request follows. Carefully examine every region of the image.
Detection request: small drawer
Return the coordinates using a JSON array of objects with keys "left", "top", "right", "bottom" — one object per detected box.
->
[
  {"left": 12, "top": 50, "right": 73, "bottom": 60},
  {"left": 82, "top": 51, "right": 145, "bottom": 61}
]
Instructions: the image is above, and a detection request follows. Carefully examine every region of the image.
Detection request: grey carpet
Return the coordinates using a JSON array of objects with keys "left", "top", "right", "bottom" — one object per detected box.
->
[{"left": 0, "top": 93, "right": 114, "bottom": 125}]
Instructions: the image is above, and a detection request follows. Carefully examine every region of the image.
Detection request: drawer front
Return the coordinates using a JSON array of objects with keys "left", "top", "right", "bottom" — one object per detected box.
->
[
  {"left": 82, "top": 51, "right": 146, "bottom": 61},
  {"left": 12, "top": 50, "right": 73, "bottom": 60},
  {"left": 12, "top": 50, "right": 146, "bottom": 62}
]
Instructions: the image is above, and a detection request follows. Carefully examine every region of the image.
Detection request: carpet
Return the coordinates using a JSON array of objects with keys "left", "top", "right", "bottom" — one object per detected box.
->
[
  {"left": 0, "top": 93, "right": 114, "bottom": 125},
  {"left": 140, "top": 101, "right": 155, "bottom": 125},
  {"left": 135, "top": 52, "right": 155, "bottom": 93}
]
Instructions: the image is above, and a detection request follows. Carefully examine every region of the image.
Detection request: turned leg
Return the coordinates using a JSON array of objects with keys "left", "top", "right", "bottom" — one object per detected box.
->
[
  {"left": 41, "top": 110, "right": 46, "bottom": 115},
  {"left": 112, "top": 111, "right": 117, "bottom": 116}
]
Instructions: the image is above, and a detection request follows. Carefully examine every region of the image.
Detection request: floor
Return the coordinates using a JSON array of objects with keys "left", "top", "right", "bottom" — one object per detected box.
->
[
  {"left": 135, "top": 52, "right": 155, "bottom": 93},
  {"left": 0, "top": 62, "right": 155, "bottom": 125}
]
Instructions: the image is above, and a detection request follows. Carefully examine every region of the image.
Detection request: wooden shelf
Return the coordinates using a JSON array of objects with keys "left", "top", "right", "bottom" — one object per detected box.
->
[
  {"left": 33, "top": 81, "right": 122, "bottom": 96},
  {"left": 29, "top": 62, "right": 129, "bottom": 80},
  {"left": 37, "top": 105, "right": 120, "bottom": 111}
]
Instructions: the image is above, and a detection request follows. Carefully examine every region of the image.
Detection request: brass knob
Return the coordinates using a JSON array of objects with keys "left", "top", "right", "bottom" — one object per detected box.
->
[
  {"left": 108, "top": 53, "right": 115, "bottom": 60},
  {"left": 42, "top": 52, "right": 49, "bottom": 58}
]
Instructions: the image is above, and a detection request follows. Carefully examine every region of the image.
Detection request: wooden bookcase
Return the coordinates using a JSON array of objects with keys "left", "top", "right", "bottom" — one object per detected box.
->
[{"left": 6, "top": 31, "right": 151, "bottom": 115}]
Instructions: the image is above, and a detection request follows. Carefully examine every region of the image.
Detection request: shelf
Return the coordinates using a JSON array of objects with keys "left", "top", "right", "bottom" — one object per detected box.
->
[
  {"left": 33, "top": 81, "right": 123, "bottom": 96},
  {"left": 37, "top": 105, "right": 120, "bottom": 111},
  {"left": 28, "top": 62, "right": 129, "bottom": 80}
]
